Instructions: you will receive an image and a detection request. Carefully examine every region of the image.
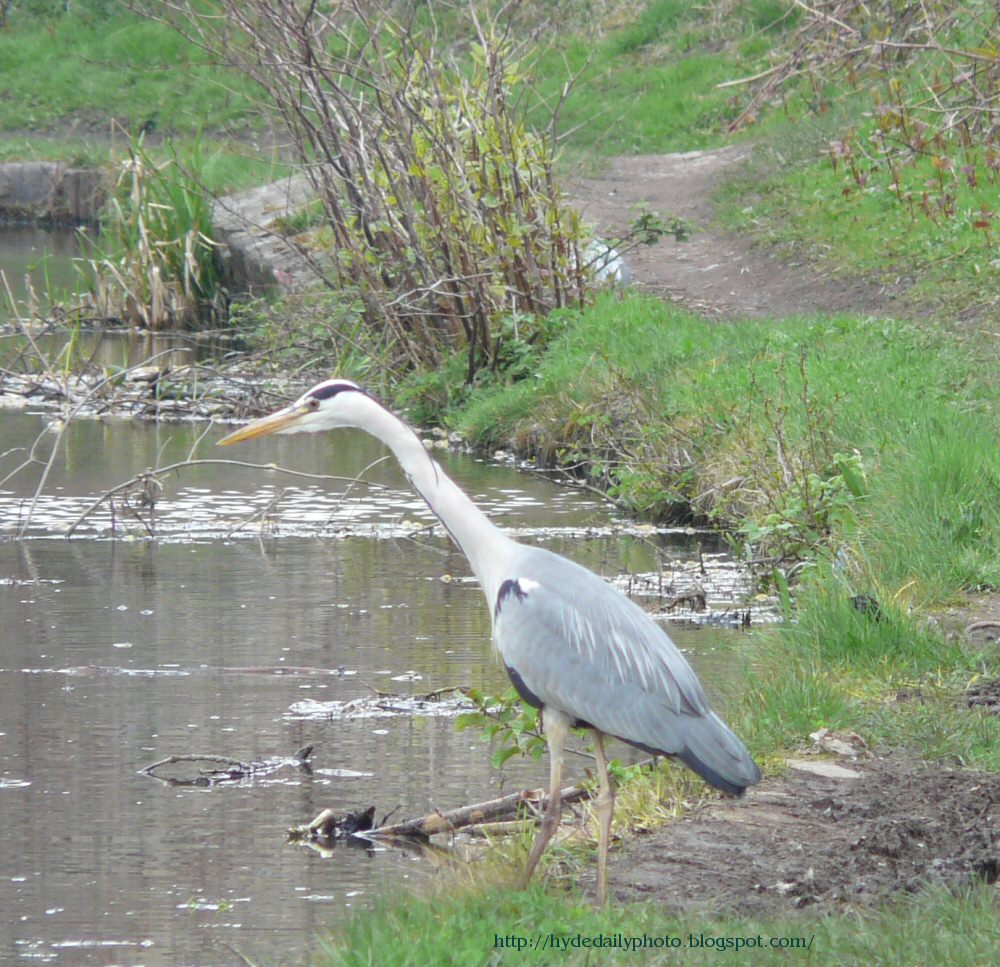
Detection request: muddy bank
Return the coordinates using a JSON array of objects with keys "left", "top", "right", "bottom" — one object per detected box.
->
[{"left": 605, "top": 751, "right": 1000, "bottom": 913}]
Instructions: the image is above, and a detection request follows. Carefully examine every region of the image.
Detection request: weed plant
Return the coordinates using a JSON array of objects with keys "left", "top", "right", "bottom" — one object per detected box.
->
[{"left": 80, "top": 134, "right": 222, "bottom": 329}]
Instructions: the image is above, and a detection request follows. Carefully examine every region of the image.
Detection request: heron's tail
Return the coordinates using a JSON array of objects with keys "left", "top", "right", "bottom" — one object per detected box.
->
[{"left": 674, "top": 711, "right": 761, "bottom": 797}]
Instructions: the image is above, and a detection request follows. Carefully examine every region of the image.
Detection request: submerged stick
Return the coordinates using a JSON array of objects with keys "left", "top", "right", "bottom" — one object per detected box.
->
[{"left": 366, "top": 782, "right": 591, "bottom": 839}]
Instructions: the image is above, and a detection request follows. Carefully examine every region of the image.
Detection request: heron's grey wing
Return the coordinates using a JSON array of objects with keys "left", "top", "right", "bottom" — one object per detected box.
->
[{"left": 493, "top": 550, "right": 760, "bottom": 793}]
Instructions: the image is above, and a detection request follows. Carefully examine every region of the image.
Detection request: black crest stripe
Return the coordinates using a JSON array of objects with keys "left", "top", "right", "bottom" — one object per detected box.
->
[{"left": 307, "top": 381, "right": 360, "bottom": 402}]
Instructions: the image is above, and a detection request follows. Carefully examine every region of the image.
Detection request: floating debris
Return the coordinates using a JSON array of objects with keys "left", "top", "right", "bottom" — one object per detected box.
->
[{"left": 286, "top": 688, "right": 473, "bottom": 722}]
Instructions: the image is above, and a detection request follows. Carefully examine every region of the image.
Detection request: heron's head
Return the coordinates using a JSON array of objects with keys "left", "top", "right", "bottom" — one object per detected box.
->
[{"left": 218, "top": 379, "right": 370, "bottom": 446}]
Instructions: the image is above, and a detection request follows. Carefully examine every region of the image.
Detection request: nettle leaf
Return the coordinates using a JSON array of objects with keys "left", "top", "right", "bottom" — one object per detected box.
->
[
  {"left": 454, "top": 712, "right": 484, "bottom": 732},
  {"left": 492, "top": 744, "right": 521, "bottom": 768}
]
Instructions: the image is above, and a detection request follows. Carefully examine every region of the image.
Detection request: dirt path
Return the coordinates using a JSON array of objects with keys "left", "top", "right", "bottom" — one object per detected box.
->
[{"left": 571, "top": 146, "right": 896, "bottom": 318}]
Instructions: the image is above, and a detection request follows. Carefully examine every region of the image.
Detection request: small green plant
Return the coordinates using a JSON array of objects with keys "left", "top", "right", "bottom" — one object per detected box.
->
[
  {"left": 736, "top": 450, "right": 867, "bottom": 562},
  {"left": 456, "top": 688, "right": 546, "bottom": 768},
  {"left": 271, "top": 199, "right": 326, "bottom": 237}
]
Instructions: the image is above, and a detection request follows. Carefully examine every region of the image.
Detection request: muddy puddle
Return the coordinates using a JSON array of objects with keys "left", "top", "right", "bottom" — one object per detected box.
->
[{"left": 0, "top": 405, "right": 762, "bottom": 965}]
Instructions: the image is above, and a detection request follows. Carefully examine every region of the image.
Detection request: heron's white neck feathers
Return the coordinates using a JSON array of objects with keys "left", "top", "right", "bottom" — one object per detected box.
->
[{"left": 350, "top": 394, "right": 516, "bottom": 600}]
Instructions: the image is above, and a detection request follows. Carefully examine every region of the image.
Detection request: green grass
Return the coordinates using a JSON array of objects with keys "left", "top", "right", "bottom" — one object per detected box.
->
[
  {"left": 319, "top": 878, "right": 1000, "bottom": 966},
  {"left": 0, "top": 1, "right": 796, "bottom": 173},
  {"left": 718, "top": 135, "right": 1000, "bottom": 317},
  {"left": 711, "top": 6, "right": 1000, "bottom": 320},
  {"left": 524, "top": 0, "right": 803, "bottom": 161},
  {"left": 745, "top": 603, "right": 1000, "bottom": 773},
  {"left": 0, "top": 134, "right": 286, "bottom": 192},
  {"left": 0, "top": 5, "right": 284, "bottom": 193},
  {"left": 0, "top": 7, "right": 257, "bottom": 133}
]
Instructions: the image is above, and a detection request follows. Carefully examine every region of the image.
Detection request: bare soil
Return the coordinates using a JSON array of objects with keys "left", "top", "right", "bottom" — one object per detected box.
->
[
  {"left": 569, "top": 149, "right": 1000, "bottom": 913},
  {"left": 604, "top": 752, "right": 1000, "bottom": 913},
  {"left": 570, "top": 147, "right": 898, "bottom": 319}
]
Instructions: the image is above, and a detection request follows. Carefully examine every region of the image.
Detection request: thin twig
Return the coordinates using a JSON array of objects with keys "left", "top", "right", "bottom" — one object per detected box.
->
[
  {"left": 16, "top": 348, "right": 189, "bottom": 538},
  {"left": 66, "top": 459, "right": 389, "bottom": 538}
]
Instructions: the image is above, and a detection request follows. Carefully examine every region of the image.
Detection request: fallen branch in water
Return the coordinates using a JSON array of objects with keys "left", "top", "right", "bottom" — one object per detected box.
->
[
  {"left": 374, "top": 783, "right": 590, "bottom": 840},
  {"left": 291, "top": 754, "right": 662, "bottom": 846},
  {"left": 141, "top": 753, "right": 257, "bottom": 786},
  {"left": 141, "top": 746, "right": 313, "bottom": 786}
]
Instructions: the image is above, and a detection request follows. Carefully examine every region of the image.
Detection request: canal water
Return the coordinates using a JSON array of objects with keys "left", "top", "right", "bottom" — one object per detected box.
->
[
  {"left": 0, "top": 226, "right": 82, "bottom": 310},
  {"left": 0, "top": 407, "right": 746, "bottom": 966}
]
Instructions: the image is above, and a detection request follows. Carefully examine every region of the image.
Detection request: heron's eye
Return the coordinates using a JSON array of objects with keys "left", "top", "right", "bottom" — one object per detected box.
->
[{"left": 306, "top": 397, "right": 321, "bottom": 410}]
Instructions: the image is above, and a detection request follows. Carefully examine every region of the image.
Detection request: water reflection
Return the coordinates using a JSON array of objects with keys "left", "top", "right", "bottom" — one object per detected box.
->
[
  {"left": 0, "top": 326, "right": 231, "bottom": 374},
  {"left": 0, "top": 412, "right": 615, "bottom": 540},
  {"left": 0, "top": 537, "right": 537, "bottom": 966},
  {"left": 0, "top": 411, "right": 746, "bottom": 965},
  {"left": 0, "top": 226, "right": 82, "bottom": 314},
  {"left": 1, "top": 225, "right": 237, "bottom": 374}
]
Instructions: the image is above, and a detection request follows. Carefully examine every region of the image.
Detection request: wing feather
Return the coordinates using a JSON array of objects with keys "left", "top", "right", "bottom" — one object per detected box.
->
[{"left": 493, "top": 547, "right": 760, "bottom": 792}]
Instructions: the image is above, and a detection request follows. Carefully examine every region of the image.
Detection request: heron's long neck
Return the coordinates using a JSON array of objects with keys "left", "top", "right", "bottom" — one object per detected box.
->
[{"left": 360, "top": 400, "right": 516, "bottom": 598}]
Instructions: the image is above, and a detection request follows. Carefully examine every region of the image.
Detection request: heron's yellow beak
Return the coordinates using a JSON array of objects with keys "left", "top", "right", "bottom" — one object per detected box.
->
[{"left": 217, "top": 403, "right": 309, "bottom": 446}]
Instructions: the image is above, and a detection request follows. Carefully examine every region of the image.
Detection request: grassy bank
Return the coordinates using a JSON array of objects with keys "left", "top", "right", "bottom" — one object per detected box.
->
[
  {"left": 319, "top": 880, "right": 1000, "bottom": 967},
  {"left": 413, "top": 293, "right": 1000, "bottom": 603},
  {"left": 711, "top": 1, "right": 1000, "bottom": 320}
]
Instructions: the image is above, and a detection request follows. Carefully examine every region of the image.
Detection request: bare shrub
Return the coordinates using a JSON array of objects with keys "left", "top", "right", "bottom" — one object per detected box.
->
[
  {"left": 156, "top": 0, "right": 593, "bottom": 377},
  {"left": 725, "top": 1, "right": 999, "bottom": 243}
]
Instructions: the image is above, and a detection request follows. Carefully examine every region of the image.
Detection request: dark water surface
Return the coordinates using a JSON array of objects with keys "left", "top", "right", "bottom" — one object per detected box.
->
[
  {"left": 0, "top": 411, "right": 740, "bottom": 965},
  {"left": 0, "top": 226, "right": 82, "bottom": 311}
]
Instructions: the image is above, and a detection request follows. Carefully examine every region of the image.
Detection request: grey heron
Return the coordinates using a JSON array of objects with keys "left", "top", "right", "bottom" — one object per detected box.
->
[{"left": 218, "top": 378, "right": 761, "bottom": 903}]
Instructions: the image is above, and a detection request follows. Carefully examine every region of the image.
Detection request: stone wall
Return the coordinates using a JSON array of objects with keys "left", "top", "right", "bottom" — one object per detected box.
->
[
  {"left": 0, "top": 162, "right": 108, "bottom": 224},
  {"left": 0, "top": 162, "right": 318, "bottom": 298},
  {"left": 211, "top": 174, "right": 316, "bottom": 298}
]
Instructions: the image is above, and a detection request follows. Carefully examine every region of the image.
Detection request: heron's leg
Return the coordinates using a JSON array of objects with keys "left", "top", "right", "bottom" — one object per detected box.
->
[
  {"left": 522, "top": 706, "right": 571, "bottom": 886},
  {"left": 591, "top": 730, "right": 615, "bottom": 906}
]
